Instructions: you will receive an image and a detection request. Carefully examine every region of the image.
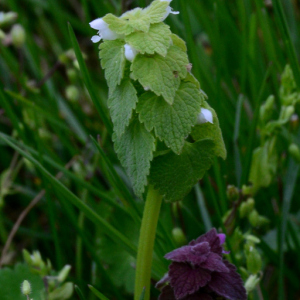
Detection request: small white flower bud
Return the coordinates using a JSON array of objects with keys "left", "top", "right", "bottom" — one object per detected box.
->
[
  {"left": 10, "top": 24, "right": 26, "bottom": 48},
  {"left": 197, "top": 108, "right": 213, "bottom": 124},
  {"left": 89, "top": 18, "right": 122, "bottom": 43},
  {"left": 21, "top": 280, "right": 31, "bottom": 295},
  {"left": 161, "top": 5, "right": 179, "bottom": 21},
  {"left": 124, "top": 44, "right": 138, "bottom": 62}
]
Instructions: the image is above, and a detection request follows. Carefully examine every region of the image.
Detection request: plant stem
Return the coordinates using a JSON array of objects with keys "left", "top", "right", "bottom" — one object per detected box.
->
[{"left": 134, "top": 186, "right": 163, "bottom": 300}]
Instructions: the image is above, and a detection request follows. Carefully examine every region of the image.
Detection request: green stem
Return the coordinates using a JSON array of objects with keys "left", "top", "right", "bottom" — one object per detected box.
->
[{"left": 134, "top": 186, "right": 163, "bottom": 300}]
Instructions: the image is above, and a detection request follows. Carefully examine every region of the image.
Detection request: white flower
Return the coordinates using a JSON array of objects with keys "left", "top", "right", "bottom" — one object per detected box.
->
[
  {"left": 124, "top": 44, "right": 138, "bottom": 61},
  {"left": 197, "top": 108, "right": 213, "bottom": 124},
  {"left": 89, "top": 18, "right": 122, "bottom": 43},
  {"left": 160, "top": 0, "right": 179, "bottom": 21}
]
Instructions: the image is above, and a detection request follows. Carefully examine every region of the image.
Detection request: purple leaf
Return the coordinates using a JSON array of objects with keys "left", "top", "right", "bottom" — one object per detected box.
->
[
  {"left": 208, "top": 260, "right": 247, "bottom": 300},
  {"left": 169, "top": 262, "right": 211, "bottom": 299},
  {"left": 200, "top": 252, "right": 229, "bottom": 273},
  {"left": 194, "top": 228, "right": 223, "bottom": 256}
]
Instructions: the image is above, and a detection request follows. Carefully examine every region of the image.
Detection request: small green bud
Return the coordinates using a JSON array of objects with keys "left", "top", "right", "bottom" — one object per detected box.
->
[
  {"left": 245, "top": 274, "right": 260, "bottom": 293},
  {"left": 259, "top": 95, "right": 274, "bottom": 124},
  {"left": 0, "top": 11, "right": 18, "bottom": 27},
  {"left": 244, "top": 234, "right": 260, "bottom": 244},
  {"left": 226, "top": 185, "right": 239, "bottom": 201},
  {"left": 172, "top": 227, "right": 187, "bottom": 247},
  {"left": 289, "top": 143, "right": 300, "bottom": 163},
  {"left": 21, "top": 280, "right": 31, "bottom": 295},
  {"left": 73, "top": 60, "right": 80, "bottom": 70},
  {"left": 57, "top": 265, "right": 71, "bottom": 283},
  {"left": 256, "top": 215, "right": 270, "bottom": 229},
  {"left": 239, "top": 198, "right": 255, "bottom": 218},
  {"left": 10, "top": 24, "right": 26, "bottom": 47},
  {"left": 248, "top": 209, "right": 259, "bottom": 227},
  {"left": 67, "top": 68, "right": 77, "bottom": 82},
  {"left": 23, "top": 249, "right": 33, "bottom": 265},
  {"left": 241, "top": 184, "right": 253, "bottom": 197},
  {"left": 245, "top": 245, "right": 262, "bottom": 274},
  {"left": 280, "top": 105, "right": 294, "bottom": 122},
  {"left": 65, "top": 85, "right": 79, "bottom": 102}
]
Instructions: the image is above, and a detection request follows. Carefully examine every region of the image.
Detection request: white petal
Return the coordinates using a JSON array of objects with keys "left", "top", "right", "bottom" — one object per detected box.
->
[
  {"left": 101, "top": 27, "right": 122, "bottom": 40},
  {"left": 89, "top": 18, "right": 108, "bottom": 31},
  {"left": 91, "top": 35, "right": 101, "bottom": 43},
  {"left": 197, "top": 108, "right": 213, "bottom": 124},
  {"left": 124, "top": 44, "right": 138, "bottom": 62},
  {"left": 161, "top": 6, "right": 179, "bottom": 21}
]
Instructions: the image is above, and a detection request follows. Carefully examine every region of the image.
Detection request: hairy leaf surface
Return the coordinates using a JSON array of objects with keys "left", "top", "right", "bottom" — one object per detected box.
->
[
  {"left": 108, "top": 80, "right": 138, "bottom": 137},
  {"left": 113, "top": 118, "right": 155, "bottom": 196},
  {"left": 99, "top": 40, "right": 126, "bottom": 89},
  {"left": 137, "top": 82, "right": 203, "bottom": 154},
  {"left": 125, "top": 23, "right": 171, "bottom": 57},
  {"left": 131, "top": 45, "right": 189, "bottom": 104},
  {"left": 150, "top": 140, "right": 215, "bottom": 202}
]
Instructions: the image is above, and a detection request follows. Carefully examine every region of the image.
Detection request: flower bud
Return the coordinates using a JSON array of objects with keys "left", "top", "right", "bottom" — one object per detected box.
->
[
  {"left": 289, "top": 143, "right": 300, "bottom": 163},
  {"left": 244, "top": 274, "right": 260, "bottom": 293},
  {"left": 197, "top": 108, "right": 213, "bottom": 124},
  {"left": 244, "top": 234, "right": 260, "bottom": 244},
  {"left": 124, "top": 44, "right": 138, "bottom": 62},
  {"left": 241, "top": 184, "right": 253, "bottom": 197},
  {"left": 226, "top": 185, "right": 239, "bottom": 201},
  {"left": 89, "top": 18, "right": 122, "bottom": 43},
  {"left": 248, "top": 209, "right": 259, "bottom": 227},
  {"left": 67, "top": 68, "right": 77, "bottom": 82},
  {"left": 65, "top": 85, "right": 79, "bottom": 102},
  {"left": 245, "top": 245, "right": 262, "bottom": 274},
  {"left": 10, "top": 24, "right": 26, "bottom": 47},
  {"left": 0, "top": 11, "right": 18, "bottom": 27},
  {"left": 21, "top": 280, "right": 31, "bottom": 295},
  {"left": 239, "top": 198, "right": 255, "bottom": 218},
  {"left": 57, "top": 265, "right": 71, "bottom": 282},
  {"left": 259, "top": 95, "right": 274, "bottom": 124},
  {"left": 280, "top": 105, "right": 294, "bottom": 122},
  {"left": 172, "top": 227, "right": 187, "bottom": 246}
]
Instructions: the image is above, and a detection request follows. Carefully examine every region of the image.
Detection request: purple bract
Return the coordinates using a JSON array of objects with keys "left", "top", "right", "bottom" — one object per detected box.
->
[{"left": 156, "top": 228, "right": 247, "bottom": 300}]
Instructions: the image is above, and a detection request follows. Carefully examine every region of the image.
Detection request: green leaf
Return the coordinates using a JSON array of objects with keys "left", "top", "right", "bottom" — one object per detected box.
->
[
  {"left": 149, "top": 140, "right": 215, "bottom": 202},
  {"left": 103, "top": 1, "right": 169, "bottom": 35},
  {"left": 171, "top": 33, "right": 187, "bottom": 52},
  {"left": 191, "top": 102, "right": 226, "bottom": 159},
  {"left": 113, "top": 117, "right": 156, "bottom": 196},
  {"left": 0, "top": 263, "right": 46, "bottom": 300},
  {"left": 125, "top": 23, "right": 171, "bottom": 57},
  {"left": 137, "top": 82, "right": 203, "bottom": 154},
  {"left": 88, "top": 285, "right": 110, "bottom": 300},
  {"left": 99, "top": 40, "right": 126, "bottom": 89},
  {"left": 183, "top": 73, "right": 200, "bottom": 89},
  {"left": 131, "top": 45, "right": 189, "bottom": 104},
  {"left": 49, "top": 282, "right": 73, "bottom": 300},
  {"left": 108, "top": 79, "right": 138, "bottom": 137}
]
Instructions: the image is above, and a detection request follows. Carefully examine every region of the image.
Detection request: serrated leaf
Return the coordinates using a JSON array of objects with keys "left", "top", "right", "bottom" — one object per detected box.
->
[
  {"left": 137, "top": 82, "right": 203, "bottom": 154},
  {"left": 125, "top": 23, "right": 171, "bottom": 57},
  {"left": 108, "top": 80, "right": 138, "bottom": 137},
  {"left": 113, "top": 117, "right": 155, "bottom": 196},
  {"left": 103, "top": 1, "right": 169, "bottom": 35},
  {"left": 183, "top": 73, "right": 200, "bottom": 89},
  {"left": 150, "top": 140, "right": 215, "bottom": 202},
  {"left": 0, "top": 263, "right": 46, "bottom": 300},
  {"left": 131, "top": 45, "right": 189, "bottom": 104},
  {"left": 191, "top": 102, "right": 226, "bottom": 159},
  {"left": 99, "top": 40, "right": 126, "bottom": 89},
  {"left": 171, "top": 34, "right": 187, "bottom": 52}
]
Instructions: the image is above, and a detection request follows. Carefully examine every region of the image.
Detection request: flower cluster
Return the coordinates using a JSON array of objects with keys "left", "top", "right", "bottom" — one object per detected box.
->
[{"left": 156, "top": 228, "right": 247, "bottom": 300}]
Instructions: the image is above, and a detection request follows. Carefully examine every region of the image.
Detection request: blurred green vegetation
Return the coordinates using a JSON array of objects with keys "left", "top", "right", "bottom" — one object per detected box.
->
[{"left": 1, "top": 0, "right": 300, "bottom": 299}]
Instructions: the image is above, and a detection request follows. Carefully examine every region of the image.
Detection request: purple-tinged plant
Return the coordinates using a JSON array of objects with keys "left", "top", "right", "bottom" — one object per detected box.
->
[{"left": 156, "top": 228, "right": 247, "bottom": 300}]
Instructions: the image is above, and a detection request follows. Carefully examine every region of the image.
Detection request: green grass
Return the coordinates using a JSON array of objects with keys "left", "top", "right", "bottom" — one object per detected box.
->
[{"left": 1, "top": 0, "right": 300, "bottom": 299}]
